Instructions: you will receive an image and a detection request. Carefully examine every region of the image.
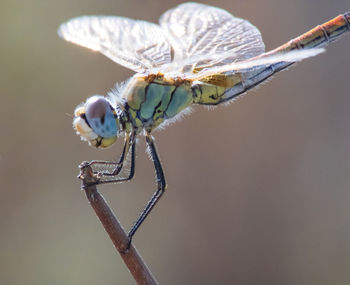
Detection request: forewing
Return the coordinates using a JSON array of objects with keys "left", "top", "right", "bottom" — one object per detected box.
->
[
  {"left": 58, "top": 16, "right": 172, "bottom": 73},
  {"left": 194, "top": 48, "right": 325, "bottom": 78},
  {"left": 159, "top": 3, "right": 265, "bottom": 73}
]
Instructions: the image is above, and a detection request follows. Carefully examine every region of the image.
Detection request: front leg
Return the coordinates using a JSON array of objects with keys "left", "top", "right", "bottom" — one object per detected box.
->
[{"left": 89, "top": 132, "right": 136, "bottom": 184}]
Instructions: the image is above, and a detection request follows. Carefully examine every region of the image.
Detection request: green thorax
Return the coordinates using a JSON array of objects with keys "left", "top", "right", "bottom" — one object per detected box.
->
[
  {"left": 120, "top": 74, "right": 194, "bottom": 131},
  {"left": 118, "top": 72, "right": 244, "bottom": 132}
]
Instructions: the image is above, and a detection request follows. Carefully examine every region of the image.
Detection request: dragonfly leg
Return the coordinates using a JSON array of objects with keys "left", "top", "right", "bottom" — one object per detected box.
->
[
  {"left": 90, "top": 133, "right": 135, "bottom": 180},
  {"left": 93, "top": 135, "right": 136, "bottom": 185},
  {"left": 127, "top": 133, "right": 166, "bottom": 248}
]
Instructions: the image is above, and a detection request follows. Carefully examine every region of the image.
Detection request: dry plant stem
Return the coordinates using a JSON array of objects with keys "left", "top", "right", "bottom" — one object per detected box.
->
[{"left": 78, "top": 161, "right": 159, "bottom": 285}]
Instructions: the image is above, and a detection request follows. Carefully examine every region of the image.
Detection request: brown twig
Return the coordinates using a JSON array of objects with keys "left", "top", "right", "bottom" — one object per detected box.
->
[{"left": 78, "top": 161, "right": 159, "bottom": 285}]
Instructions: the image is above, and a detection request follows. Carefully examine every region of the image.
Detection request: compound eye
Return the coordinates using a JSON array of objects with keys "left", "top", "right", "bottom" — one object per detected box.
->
[
  {"left": 85, "top": 97, "right": 110, "bottom": 122},
  {"left": 85, "top": 96, "right": 118, "bottom": 138}
]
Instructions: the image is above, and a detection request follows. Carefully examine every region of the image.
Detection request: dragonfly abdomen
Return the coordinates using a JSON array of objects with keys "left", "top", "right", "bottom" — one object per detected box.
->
[
  {"left": 123, "top": 74, "right": 193, "bottom": 130},
  {"left": 192, "top": 67, "right": 277, "bottom": 105},
  {"left": 192, "top": 12, "right": 350, "bottom": 106},
  {"left": 270, "top": 12, "right": 350, "bottom": 53}
]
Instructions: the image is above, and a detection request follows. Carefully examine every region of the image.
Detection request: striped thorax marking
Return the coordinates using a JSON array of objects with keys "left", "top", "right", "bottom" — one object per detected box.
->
[{"left": 122, "top": 73, "right": 194, "bottom": 130}]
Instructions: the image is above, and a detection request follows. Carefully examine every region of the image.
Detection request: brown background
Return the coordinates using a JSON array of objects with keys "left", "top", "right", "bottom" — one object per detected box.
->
[{"left": 1, "top": 0, "right": 350, "bottom": 284}]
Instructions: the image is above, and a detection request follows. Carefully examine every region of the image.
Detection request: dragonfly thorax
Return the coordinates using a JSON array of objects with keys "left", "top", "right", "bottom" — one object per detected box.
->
[
  {"left": 119, "top": 73, "right": 195, "bottom": 131},
  {"left": 73, "top": 95, "right": 122, "bottom": 148}
]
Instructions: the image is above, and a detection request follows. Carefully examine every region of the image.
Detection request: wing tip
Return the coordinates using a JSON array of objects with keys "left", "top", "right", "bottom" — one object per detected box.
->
[
  {"left": 57, "top": 17, "right": 87, "bottom": 39},
  {"left": 57, "top": 23, "right": 65, "bottom": 38},
  {"left": 56, "top": 18, "right": 102, "bottom": 52}
]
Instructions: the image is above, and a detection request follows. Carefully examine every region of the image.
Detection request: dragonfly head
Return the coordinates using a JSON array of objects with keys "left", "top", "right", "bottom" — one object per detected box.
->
[{"left": 73, "top": 96, "right": 120, "bottom": 148}]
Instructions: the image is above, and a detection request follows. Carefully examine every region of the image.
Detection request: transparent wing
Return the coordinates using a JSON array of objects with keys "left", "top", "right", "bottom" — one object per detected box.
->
[
  {"left": 159, "top": 3, "right": 265, "bottom": 73},
  {"left": 191, "top": 48, "right": 325, "bottom": 79},
  {"left": 58, "top": 16, "right": 172, "bottom": 73}
]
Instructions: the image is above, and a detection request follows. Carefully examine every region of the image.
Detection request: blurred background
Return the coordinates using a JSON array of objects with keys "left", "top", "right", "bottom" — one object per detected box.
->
[{"left": 1, "top": 0, "right": 350, "bottom": 284}]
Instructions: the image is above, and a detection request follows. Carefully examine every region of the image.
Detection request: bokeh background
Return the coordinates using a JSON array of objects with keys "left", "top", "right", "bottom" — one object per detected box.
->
[{"left": 1, "top": 0, "right": 350, "bottom": 284}]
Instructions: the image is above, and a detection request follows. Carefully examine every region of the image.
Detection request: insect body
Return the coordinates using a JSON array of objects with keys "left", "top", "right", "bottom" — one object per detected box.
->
[
  {"left": 59, "top": 3, "right": 350, "bottom": 246},
  {"left": 122, "top": 73, "right": 193, "bottom": 132}
]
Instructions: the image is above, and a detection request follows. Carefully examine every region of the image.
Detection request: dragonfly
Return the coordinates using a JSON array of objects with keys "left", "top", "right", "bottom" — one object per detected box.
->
[{"left": 58, "top": 2, "right": 350, "bottom": 246}]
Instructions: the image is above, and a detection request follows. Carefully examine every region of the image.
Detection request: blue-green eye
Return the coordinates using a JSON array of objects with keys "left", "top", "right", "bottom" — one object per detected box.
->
[{"left": 85, "top": 96, "right": 118, "bottom": 138}]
